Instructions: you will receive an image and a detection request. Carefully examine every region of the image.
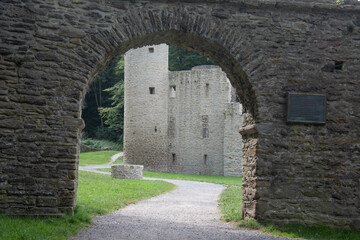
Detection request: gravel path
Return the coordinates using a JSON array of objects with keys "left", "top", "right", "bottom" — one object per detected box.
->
[
  {"left": 75, "top": 152, "right": 289, "bottom": 240},
  {"left": 71, "top": 177, "right": 288, "bottom": 239}
]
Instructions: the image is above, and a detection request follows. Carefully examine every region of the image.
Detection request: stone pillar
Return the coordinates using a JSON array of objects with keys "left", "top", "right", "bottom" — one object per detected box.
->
[{"left": 239, "top": 114, "right": 258, "bottom": 219}]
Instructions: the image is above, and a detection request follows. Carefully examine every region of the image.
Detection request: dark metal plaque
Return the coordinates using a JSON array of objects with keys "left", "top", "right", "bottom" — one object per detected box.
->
[{"left": 287, "top": 92, "right": 326, "bottom": 124}]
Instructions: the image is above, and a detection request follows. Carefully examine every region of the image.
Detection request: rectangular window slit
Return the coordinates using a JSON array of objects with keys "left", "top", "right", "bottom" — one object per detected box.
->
[
  {"left": 172, "top": 153, "right": 176, "bottom": 164},
  {"left": 170, "top": 85, "right": 176, "bottom": 98},
  {"left": 202, "top": 115, "right": 209, "bottom": 138},
  {"left": 205, "top": 83, "right": 209, "bottom": 97},
  {"left": 149, "top": 47, "right": 154, "bottom": 53},
  {"left": 149, "top": 87, "right": 155, "bottom": 94},
  {"left": 203, "top": 154, "right": 208, "bottom": 165}
]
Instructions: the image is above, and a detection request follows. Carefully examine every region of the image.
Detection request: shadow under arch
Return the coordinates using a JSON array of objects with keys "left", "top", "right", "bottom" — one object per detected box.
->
[{"left": 86, "top": 30, "right": 258, "bottom": 120}]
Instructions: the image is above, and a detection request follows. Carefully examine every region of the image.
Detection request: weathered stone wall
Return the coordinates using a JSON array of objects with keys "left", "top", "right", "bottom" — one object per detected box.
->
[
  {"left": 224, "top": 103, "right": 243, "bottom": 177},
  {"left": 168, "top": 65, "right": 236, "bottom": 175},
  {"left": 0, "top": 0, "right": 359, "bottom": 229},
  {"left": 124, "top": 45, "right": 241, "bottom": 176},
  {"left": 124, "top": 44, "right": 169, "bottom": 172}
]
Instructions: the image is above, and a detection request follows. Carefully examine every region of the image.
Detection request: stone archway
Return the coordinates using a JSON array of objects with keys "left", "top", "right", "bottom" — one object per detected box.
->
[{"left": 0, "top": 0, "right": 359, "bottom": 229}]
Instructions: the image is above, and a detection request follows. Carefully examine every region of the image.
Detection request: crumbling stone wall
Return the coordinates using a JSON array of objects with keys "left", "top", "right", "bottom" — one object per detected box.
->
[
  {"left": 124, "top": 45, "right": 241, "bottom": 176},
  {"left": 0, "top": 0, "right": 359, "bottom": 229},
  {"left": 168, "top": 65, "right": 237, "bottom": 175}
]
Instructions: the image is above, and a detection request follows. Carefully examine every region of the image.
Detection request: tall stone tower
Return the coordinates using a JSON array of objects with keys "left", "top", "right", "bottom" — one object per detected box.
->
[{"left": 123, "top": 44, "right": 169, "bottom": 171}]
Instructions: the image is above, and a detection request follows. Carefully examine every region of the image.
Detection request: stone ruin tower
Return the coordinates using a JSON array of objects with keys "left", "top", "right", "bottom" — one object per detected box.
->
[
  {"left": 124, "top": 44, "right": 169, "bottom": 172},
  {"left": 124, "top": 44, "right": 243, "bottom": 176}
]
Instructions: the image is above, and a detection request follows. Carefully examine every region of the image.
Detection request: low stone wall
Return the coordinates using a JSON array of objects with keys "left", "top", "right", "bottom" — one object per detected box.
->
[
  {"left": 80, "top": 144, "right": 100, "bottom": 153},
  {"left": 111, "top": 165, "right": 144, "bottom": 179}
]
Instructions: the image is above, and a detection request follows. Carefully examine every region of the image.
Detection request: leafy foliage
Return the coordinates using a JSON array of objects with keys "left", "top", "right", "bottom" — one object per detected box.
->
[
  {"left": 81, "top": 138, "right": 123, "bottom": 151},
  {"left": 99, "top": 82, "right": 124, "bottom": 141},
  {"left": 169, "top": 45, "right": 213, "bottom": 71},
  {"left": 82, "top": 55, "right": 124, "bottom": 141}
]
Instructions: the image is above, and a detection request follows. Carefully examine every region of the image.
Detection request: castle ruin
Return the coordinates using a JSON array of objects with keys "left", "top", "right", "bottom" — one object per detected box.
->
[{"left": 123, "top": 44, "right": 243, "bottom": 176}]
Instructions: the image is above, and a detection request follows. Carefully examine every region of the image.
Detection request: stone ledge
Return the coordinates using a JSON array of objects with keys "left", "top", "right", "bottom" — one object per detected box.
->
[
  {"left": 111, "top": 164, "right": 144, "bottom": 179},
  {"left": 239, "top": 124, "right": 257, "bottom": 135}
]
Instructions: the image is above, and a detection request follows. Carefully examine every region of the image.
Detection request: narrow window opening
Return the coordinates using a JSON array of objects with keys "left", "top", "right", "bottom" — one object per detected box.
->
[
  {"left": 168, "top": 117, "right": 175, "bottom": 137},
  {"left": 205, "top": 83, "right": 209, "bottom": 97},
  {"left": 334, "top": 61, "right": 343, "bottom": 71},
  {"left": 203, "top": 154, "right": 208, "bottom": 165},
  {"left": 149, "top": 87, "right": 155, "bottom": 94},
  {"left": 170, "top": 85, "right": 176, "bottom": 98},
  {"left": 154, "top": 126, "right": 157, "bottom": 132},
  {"left": 172, "top": 153, "right": 176, "bottom": 164},
  {"left": 149, "top": 47, "right": 154, "bottom": 53},
  {"left": 202, "top": 115, "right": 209, "bottom": 138},
  {"left": 202, "top": 127, "right": 209, "bottom": 138}
]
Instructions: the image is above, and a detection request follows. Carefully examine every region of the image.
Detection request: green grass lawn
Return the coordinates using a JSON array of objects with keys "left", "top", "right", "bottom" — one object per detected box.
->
[
  {"left": 111, "top": 156, "right": 124, "bottom": 165},
  {"left": 219, "top": 186, "right": 360, "bottom": 240},
  {"left": 97, "top": 168, "right": 242, "bottom": 186},
  {"left": 79, "top": 150, "right": 120, "bottom": 166},
  {"left": 219, "top": 186, "right": 242, "bottom": 222},
  {"left": 0, "top": 171, "right": 175, "bottom": 240}
]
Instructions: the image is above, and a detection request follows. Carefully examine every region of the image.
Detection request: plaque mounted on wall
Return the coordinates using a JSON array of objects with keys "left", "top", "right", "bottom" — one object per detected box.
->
[{"left": 286, "top": 92, "right": 326, "bottom": 124}]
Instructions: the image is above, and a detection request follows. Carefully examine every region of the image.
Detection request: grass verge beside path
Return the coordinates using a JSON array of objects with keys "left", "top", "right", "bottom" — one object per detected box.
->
[
  {"left": 219, "top": 186, "right": 242, "bottom": 222},
  {"left": 111, "top": 156, "right": 124, "bottom": 165},
  {"left": 219, "top": 187, "right": 360, "bottom": 240},
  {"left": 79, "top": 150, "right": 120, "bottom": 166},
  {"left": 0, "top": 171, "right": 175, "bottom": 240},
  {"left": 96, "top": 169, "right": 242, "bottom": 186}
]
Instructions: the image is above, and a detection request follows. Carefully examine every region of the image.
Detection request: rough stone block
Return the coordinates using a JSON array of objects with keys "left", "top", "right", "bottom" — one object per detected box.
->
[{"left": 111, "top": 164, "right": 143, "bottom": 179}]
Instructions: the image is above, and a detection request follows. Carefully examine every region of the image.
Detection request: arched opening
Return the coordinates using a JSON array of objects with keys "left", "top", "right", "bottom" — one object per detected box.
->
[
  {"left": 77, "top": 30, "right": 259, "bottom": 220},
  {"left": 85, "top": 31, "right": 257, "bottom": 118},
  {"left": 1, "top": 0, "right": 359, "bottom": 231}
]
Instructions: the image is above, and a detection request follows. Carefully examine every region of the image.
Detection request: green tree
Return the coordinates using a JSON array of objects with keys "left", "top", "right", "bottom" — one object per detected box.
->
[
  {"left": 169, "top": 45, "right": 213, "bottom": 71},
  {"left": 99, "top": 56, "right": 125, "bottom": 142},
  {"left": 82, "top": 55, "right": 124, "bottom": 140}
]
